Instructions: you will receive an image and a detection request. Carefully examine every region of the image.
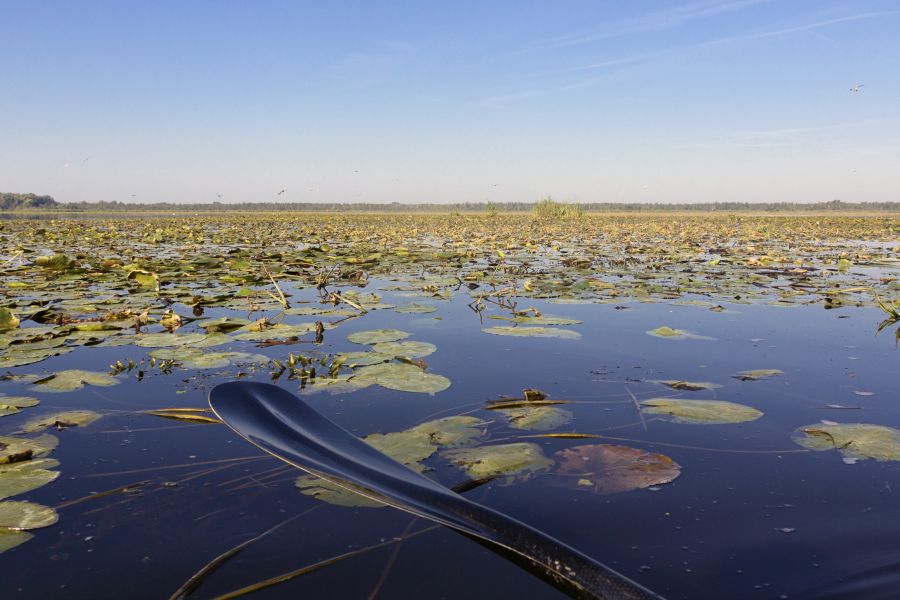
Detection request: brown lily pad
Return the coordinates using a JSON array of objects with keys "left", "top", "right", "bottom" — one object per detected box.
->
[{"left": 554, "top": 444, "right": 681, "bottom": 495}]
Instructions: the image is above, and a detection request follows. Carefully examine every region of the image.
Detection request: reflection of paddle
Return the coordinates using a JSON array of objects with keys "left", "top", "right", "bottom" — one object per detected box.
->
[{"left": 209, "top": 381, "right": 664, "bottom": 599}]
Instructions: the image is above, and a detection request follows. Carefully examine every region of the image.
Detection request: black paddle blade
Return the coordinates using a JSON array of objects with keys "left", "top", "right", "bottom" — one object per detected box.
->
[{"left": 209, "top": 381, "right": 664, "bottom": 600}]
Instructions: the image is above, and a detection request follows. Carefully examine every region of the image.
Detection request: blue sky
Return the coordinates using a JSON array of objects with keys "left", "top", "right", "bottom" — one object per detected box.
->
[{"left": 2, "top": 0, "right": 898, "bottom": 204}]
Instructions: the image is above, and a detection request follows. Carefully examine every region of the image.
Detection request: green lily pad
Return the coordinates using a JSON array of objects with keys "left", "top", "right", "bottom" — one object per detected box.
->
[
  {"left": 481, "top": 326, "right": 581, "bottom": 339},
  {"left": 134, "top": 332, "right": 229, "bottom": 348},
  {"left": 488, "top": 315, "right": 582, "bottom": 325},
  {"left": 150, "top": 348, "right": 270, "bottom": 369},
  {"left": 792, "top": 423, "right": 900, "bottom": 462},
  {"left": 347, "top": 329, "right": 410, "bottom": 345},
  {"left": 496, "top": 406, "right": 573, "bottom": 431},
  {"left": 300, "top": 375, "right": 373, "bottom": 395},
  {"left": 0, "top": 308, "right": 20, "bottom": 332},
  {"left": 196, "top": 316, "right": 253, "bottom": 333},
  {"left": 554, "top": 444, "right": 681, "bottom": 495},
  {"left": 334, "top": 351, "right": 393, "bottom": 368},
  {"left": 350, "top": 363, "right": 450, "bottom": 394},
  {"left": 0, "top": 435, "right": 58, "bottom": 465},
  {"left": 647, "top": 326, "right": 714, "bottom": 340},
  {"left": 0, "top": 529, "right": 33, "bottom": 554},
  {"left": 284, "top": 306, "right": 356, "bottom": 316},
  {"left": 29, "top": 370, "right": 120, "bottom": 393},
  {"left": 0, "top": 459, "right": 60, "bottom": 500},
  {"left": 0, "top": 500, "right": 58, "bottom": 530},
  {"left": 0, "top": 347, "right": 73, "bottom": 368},
  {"left": 442, "top": 443, "right": 553, "bottom": 481},
  {"left": 295, "top": 476, "right": 386, "bottom": 508},
  {"left": 19, "top": 411, "right": 102, "bottom": 433},
  {"left": 0, "top": 396, "right": 40, "bottom": 417},
  {"left": 395, "top": 303, "right": 437, "bottom": 314},
  {"left": 232, "top": 323, "right": 320, "bottom": 341},
  {"left": 365, "top": 415, "right": 488, "bottom": 469},
  {"left": 652, "top": 380, "right": 721, "bottom": 391},
  {"left": 369, "top": 341, "right": 437, "bottom": 358},
  {"left": 733, "top": 369, "right": 783, "bottom": 381},
  {"left": 641, "top": 398, "right": 762, "bottom": 424},
  {"left": 126, "top": 269, "right": 159, "bottom": 291}
]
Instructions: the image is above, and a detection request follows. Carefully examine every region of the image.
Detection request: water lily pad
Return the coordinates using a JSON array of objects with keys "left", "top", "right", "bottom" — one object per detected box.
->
[
  {"left": 499, "top": 315, "right": 583, "bottom": 325},
  {"left": 496, "top": 406, "right": 573, "bottom": 431},
  {"left": 284, "top": 306, "right": 356, "bottom": 316},
  {"left": 0, "top": 435, "right": 58, "bottom": 464},
  {"left": 652, "top": 380, "right": 721, "bottom": 391},
  {"left": 29, "top": 370, "right": 120, "bottom": 393},
  {"left": 0, "top": 308, "right": 19, "bottom": 332},
  {"left": 554, "top": 444, "right": 681, "bottom": 495},
  {"left": 364, "top": 415, "right": 487, "bottom": 469},
  {"left": 395, "top": 303, "right": 437, "bottom": 314},
  {"left": 19, "top": 411, "right": 102, "bottom": 433},
  {"left": 0, "top": 347, "right": 73, "bottom": 368},
  {"left": 0, "top": 529, "right": 33, "bottom": 553},
  {"left": 295, "top": 476, "right": 386, "bottom": 508},
  {"left": 196, "top": 316, "right": 252, "bottom": 333},
  {"left": 733, "top": 369, "right": 783, "bottom": 381},
  {"left": 0, "top": 458, "right": 60, "bottom": 500},
  {"left": 369, "top": 341, "right": 437, "bottom": 359},
  {"left": 792, "top": 423, "right": 900, "bottom": 462},
  {"left": 150, "top": 348, "right": 270, "bottom": 369},
  {"left": 350, "top": 363, "right": 450, "bottom": 394},
  {"left": 640, "top": 398, "right": 763, "bottom": 424},
  {"left": 0, "top": 396, "right": 39, "bottom": 417},
  {"left": 481, "top": 326, "right": 581, "bottom": 339},
  {"left": 135, "top": 332, "right": 230, "bottom": 348},
  {"left": 334, "top": 351, "right": 393, "bottom": 368},
  {"left": 647, "top": 326, "right": 714, "bottom": 340},
  {"left": 0, "top": 500, "right": 58, "bottom": 530},
  {"left": 442, "top": 443, "right": 553, "bottom": 481},
  {"left": 232, "top": 323, "right": 320, "bottom": 341},
  {"left": 347, "top": 329, "right": 410, "bottom": 345}
]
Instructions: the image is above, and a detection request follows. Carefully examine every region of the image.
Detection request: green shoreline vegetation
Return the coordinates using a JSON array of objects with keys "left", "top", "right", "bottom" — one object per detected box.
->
[{"left": 3, "top": 191, "right": 900, "bottom": 213}]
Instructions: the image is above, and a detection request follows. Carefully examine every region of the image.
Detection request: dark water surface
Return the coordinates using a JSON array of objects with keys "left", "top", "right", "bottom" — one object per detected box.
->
[{"left": 3, "top": 277, "right": 900, "bottom": 599}]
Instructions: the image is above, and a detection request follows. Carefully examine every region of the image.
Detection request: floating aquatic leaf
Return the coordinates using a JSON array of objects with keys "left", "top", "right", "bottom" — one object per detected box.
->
[
  {"left": 300, "top": 375, "right": 373, "bottom": 395},
  {"left": 369, "top": 340, "right": 437, "bottom": 358},
  {"left": 652, "top": 380, "right": 721, "bottom": 391},
  {"left": 347, "top": 329, "right": 410, "bottom": 345},
  {"left": 442, "top": 443, "right": 553, "bottom": 481},
  {"left": 134, "top": 332, "right": 230, "bottom": 348},
  {"left": 232, "top": 323, "right": 320, "bottom": 341},
  {"left": 196, "top": 316, "right": 252, "bottom": 333},
  {"left": 481, "top": 326, "right": 581, "bottom": 339},
  {"left": 29, "top": 370, "right": 120, "bottom": 393},
  {"left": 495, "top": 406, "right": 573, "bottom": 431},
  {"left": 126, "top": 269, "right": 160, "bottom": 291},
  {"left": 0, "top": 308, "right": 19, "bottom": 332},
  {"left": 640, "top": 398, "right": 763, "bottom": 424},
  {"left": 0, "top": 500, "right": 58, "bottom": 530},
  {"left": 792, "top": 423, "right": 900, "bottom": 462},
  {"left": 733, "top": 369, "right": 783, "bottom": 381},
  {"left": 0, "top": 435, "right": 58, "bottom": 465},
  {"left": 284, "top": 306, "right": 356, "bottom": 316},
  {"left": 395, "top": 303, "right": 437, "bottom": 314},
  {"left": 143, "top": 410, "right": 221, "bottom": 424},
  {"left": 646, "top": 326, "right": 714, "bottom": 340},
  {"left": 295, "top": 475, "right": 386, "bottom": 508},
  {"left": 334, "top": 351, "right": 392, "bottom": 368},
  {"left": 350, "top": 362, "right": 450, "bottom": 394},
  {"left": 0, "top": 396, "right": 39, "bottom": 417},
  {"left": 20, "top": 411, "right": 101, "bottom": 433},
  {"left": 554, "top": 444, "right": 681, "bottom": 495},
  {"left": 0, "top": 459, "right": 60, "bottom": 500},
  {"left": 0, "top": 529, "right": 33, "bottom": 554},
  {"left": 149, "top": 348, "right": 270, "bottom": 369},
  {"left": 492, "top": 315, "right": 583, "bottom": 325},
  {"left": 365, "top": 415, "right": 487, "bottom": 469},
  {"left": 0, "top": 347, "right": 73, "bottom": 368}
]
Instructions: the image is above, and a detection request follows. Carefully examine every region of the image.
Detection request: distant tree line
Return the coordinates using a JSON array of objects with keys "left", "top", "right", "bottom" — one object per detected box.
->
[
  {"left": 2, "top": 194, "right": 899, "bottom": 213},
  {"left": 1, "top": 193, "right": 58, "bottom": 210}
]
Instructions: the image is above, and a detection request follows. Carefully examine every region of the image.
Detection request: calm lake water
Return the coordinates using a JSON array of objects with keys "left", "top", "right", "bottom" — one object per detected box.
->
[{"left": 1, "top": 214, "right": 899, "bottom": 599}]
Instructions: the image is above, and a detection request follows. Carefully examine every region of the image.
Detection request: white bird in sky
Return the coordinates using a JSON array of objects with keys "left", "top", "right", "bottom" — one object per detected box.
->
[{"left": 850, "top": 84, "right": 864, "bottom": 92}]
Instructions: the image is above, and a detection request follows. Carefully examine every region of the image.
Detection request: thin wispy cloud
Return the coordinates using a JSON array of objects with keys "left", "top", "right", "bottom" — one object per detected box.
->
[
  {"left": 483, "top": 8, "right": 900, "bottom": 107},
  {"left": 522, "top": 0, "right": 774, "bottom": 53}
]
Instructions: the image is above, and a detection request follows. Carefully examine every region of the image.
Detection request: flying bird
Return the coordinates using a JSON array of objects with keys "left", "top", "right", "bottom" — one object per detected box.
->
[
  {"left": 277, "top": 189, "right": 285, "bottom": 195},
  {"left": 850, "top": 84, "right": 864, "bottom": 92}
]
